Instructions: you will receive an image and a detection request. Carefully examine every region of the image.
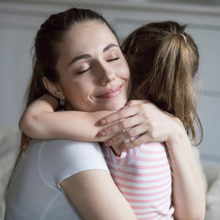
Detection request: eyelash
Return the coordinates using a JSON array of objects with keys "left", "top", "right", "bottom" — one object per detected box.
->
[
  {"left": 77, "top": 57, "right": 119, "bottom": 74},
  {"left": 78, "top": 67, "right": 92, "bottom": 74},
  {"left": 107, "top": 57, "right": 119, "bottom": 62}
]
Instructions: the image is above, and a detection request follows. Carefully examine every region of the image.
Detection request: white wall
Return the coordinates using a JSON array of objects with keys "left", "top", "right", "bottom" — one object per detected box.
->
[{"left": 0, "top": 0, "right": 220, "bottom": 162}]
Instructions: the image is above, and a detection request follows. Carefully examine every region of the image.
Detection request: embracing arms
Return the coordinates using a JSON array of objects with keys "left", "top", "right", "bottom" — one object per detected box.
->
[
  {"left": 19, "top": 95, "right": 205, "bottom": 220},
  {"left": 19, "top": 94, "right": 137, "bottom": 220},
  {"left": 19, "top": 94, "right": 114, "bottom": 142},
  {"left": 97, "top": 100, "right": 206, "bottom": 220}
]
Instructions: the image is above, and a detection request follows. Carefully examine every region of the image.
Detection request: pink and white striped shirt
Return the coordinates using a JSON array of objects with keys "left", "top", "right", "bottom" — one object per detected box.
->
[{"left": 102, "top": 142, "right": 174, "bottom": 220}]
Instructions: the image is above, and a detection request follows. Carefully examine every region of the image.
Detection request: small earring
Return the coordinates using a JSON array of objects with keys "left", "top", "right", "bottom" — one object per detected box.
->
[{"left": 60, "top": 98, "right": 65, "bottom": 106}]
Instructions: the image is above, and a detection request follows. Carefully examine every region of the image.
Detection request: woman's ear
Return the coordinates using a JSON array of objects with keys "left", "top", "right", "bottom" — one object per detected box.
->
[{"left": 42, "top": 77, "right": 65, "bottom": 100}]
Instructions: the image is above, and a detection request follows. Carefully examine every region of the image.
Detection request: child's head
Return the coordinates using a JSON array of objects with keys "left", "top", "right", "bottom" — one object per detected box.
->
[{"left": 122, "top": 21, "right": 202, "bottom": 144}]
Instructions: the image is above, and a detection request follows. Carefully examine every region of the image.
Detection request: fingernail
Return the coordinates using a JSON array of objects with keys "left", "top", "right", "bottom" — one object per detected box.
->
[
  {"left": 124, "top": 139, "right": 130, "bottom": 144},
  {"left": 105, "top": 140, "right": 113, "bottom": 146},
  {"left": 99, "top": 119, "right": 106, "bottom": 126},
  {"left": 97, "top": 131, "right": 106, "bottom": 137},
  {"left": 130, "top": 137, "right": 135, "bottom": 141}
]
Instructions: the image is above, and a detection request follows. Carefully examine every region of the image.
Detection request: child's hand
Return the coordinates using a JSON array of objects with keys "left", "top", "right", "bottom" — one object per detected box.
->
[
  {"left": 21, "top": 133, "right": 32, "bottom": 151},
  {"left": 97, "top": 100, "right": 183, "bottom": 150}
]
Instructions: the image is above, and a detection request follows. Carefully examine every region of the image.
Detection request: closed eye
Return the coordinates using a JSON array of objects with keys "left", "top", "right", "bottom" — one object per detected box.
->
[
  {"left": 107, "top": 57, "right": 119, "bottom": 62},
  {"left": 78, "top": 66, "right": 92, "bottom": 74}
]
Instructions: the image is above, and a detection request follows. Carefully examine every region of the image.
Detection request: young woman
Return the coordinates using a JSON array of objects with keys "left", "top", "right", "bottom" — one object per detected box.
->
[
  {"left": 6, "top": 8, "right": 205, "bottom": 220},
  {"left": 5, "top": 8, "right": 136, "bottom": 220}
]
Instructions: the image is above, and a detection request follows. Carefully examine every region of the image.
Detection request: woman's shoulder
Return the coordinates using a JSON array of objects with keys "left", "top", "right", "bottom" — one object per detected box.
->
[
  {"left": 38, "top": 139, "right": 103, "bottom": 162},
  {"left": 37, "top": 139, "right": 109, "bottom": 188}
]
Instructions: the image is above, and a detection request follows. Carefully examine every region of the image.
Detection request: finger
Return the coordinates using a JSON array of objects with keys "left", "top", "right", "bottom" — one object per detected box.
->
[
  {"left": 20, "top": 135, "right": 26, "bottom": 150},
  {"left": 26, "top": 136, "right": 31, "bottom": 141},
  {"left": 22, "top": 143, "right": 28, "bottom": 151},
  {"left": 97, "top": 123, "right": 122, "bottom": 138},
  {"left": 98, "top": 105, "right": 138, "bottom": 126},
  {"left": 127, "top": 99, "right": 150, "bottom": 107},
  {"left": 105, "top": 123, "right": 147, "bottom": 146},
  {"left": 105, "top": 132, "right": 129, "bottom": 146},
  {"left": 22, "top": 140, "right": 30, "bottom": 151},
  {"left": 21, "top": 136, "right": 31, "bottom": 151},
  {"left": 120, "top": 131, "right": 160, "bottom": 151},
  {"left": 110, "top": 142, "right": 124, "bottom": 156},
  {"left": 124, "top": 133, "right": 166, "bottom": 151},
  {"left": 97, "top": 116, "right": 142, "bottom": 137}
]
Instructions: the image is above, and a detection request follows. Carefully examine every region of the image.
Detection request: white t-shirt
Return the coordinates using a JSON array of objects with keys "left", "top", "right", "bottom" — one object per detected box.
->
[{"left": 5, "top": 139, "right": 109, "bottom": 220}]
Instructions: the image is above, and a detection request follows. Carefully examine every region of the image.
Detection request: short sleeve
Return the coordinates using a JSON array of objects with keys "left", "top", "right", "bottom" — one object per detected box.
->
[{"left": 37, "top": 139, "right": 109, "bottom": 191}]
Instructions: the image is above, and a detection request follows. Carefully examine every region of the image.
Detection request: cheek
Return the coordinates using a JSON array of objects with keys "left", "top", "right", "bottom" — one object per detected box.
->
[
  {"left": 62, "top": 78, "right": 93, "bottom": 102},
  {"left": 65, "top": 82, "right": 83, "bottom": 99},
  {"left": 59, "top": 77, "right": 78, "bottom": 100}
]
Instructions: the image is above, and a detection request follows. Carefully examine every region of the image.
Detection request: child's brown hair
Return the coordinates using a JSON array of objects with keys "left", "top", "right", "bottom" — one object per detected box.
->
[{"left": 122, "top": 21, "right": 203, "bottom": 145}]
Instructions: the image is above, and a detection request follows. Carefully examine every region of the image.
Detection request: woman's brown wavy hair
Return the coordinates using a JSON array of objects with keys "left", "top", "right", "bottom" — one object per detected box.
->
[{"left": 20, "top": 7, "right": 118, "bottom": 147}]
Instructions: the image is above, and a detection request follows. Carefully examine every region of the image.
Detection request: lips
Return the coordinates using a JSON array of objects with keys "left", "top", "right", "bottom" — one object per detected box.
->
[{"left": 96, "top": 85, "right": 122, "bottom": 99}]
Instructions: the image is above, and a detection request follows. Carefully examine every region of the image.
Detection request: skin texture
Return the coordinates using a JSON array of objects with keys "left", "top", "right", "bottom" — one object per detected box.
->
[{"left": 44, "top": 22, "right": 131, "bottom": 112}]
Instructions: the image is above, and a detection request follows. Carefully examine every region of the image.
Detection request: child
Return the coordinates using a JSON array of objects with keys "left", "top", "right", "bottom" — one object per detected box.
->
[
  {"left": 19, "top": 21, "right": 203, "bottom": 219},
  {"left": 122, "top": 21, "right": 202, "bottom": 144}
]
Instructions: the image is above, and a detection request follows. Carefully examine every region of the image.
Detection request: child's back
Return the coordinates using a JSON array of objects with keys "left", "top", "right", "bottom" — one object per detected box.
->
[{"left": 103, "top": 142, "right": 174, "bottom": 220}]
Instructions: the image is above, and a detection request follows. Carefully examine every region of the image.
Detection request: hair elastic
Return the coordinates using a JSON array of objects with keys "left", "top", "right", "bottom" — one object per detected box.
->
[{"left": 180, "top": 34, "right": 187, "bottom": 43}]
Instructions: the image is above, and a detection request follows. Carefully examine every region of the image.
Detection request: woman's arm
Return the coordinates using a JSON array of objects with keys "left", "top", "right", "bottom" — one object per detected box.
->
[
  {"left": 60, "top": 170, "right": 137, "bottom": 220},
  {"left": 19, "top": 94, "right": 114, "bottom": 142},
  {"left": 96, "top": 100, "right": 206, "bottom": 220}
]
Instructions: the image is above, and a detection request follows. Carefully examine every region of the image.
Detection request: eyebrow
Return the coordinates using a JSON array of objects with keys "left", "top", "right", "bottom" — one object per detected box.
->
[
  {"left": 103, "top": 43, "right": 118, "bottom": 52},
  {"left": 69, "top": 54, "right": 91, "bottom": 66},
  {"left": 69, "top": 43, "right": 118, "bottom": 66}
]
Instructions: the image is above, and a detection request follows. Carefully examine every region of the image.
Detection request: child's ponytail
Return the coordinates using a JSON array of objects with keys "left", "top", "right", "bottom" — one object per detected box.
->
[{"left": 123, "top": 21, "right": 203, "bottom": 145}]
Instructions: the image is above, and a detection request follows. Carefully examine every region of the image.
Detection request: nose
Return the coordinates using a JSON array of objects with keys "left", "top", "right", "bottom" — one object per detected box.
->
[{"left": 98, "top": 62, "right": 115, "bottom": 86}]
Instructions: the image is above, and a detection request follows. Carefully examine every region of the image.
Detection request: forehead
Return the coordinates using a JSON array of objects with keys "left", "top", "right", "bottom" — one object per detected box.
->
[{"left": 60, "top": 21, "right": 118, "bottom": 54}]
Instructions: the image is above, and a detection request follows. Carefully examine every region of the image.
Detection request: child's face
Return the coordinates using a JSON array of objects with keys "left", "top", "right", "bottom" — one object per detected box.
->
[{"left": 56, "top": 21, "right": 131, "bottom": 112}]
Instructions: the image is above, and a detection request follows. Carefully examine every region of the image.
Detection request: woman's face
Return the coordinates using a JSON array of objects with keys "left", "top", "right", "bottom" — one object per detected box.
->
[{"left": 56, "top": 21, "right": 131, "bottom": 112}]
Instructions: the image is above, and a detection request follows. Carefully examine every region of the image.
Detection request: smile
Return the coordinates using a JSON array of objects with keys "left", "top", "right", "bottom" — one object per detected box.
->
[{"left": 96, "top": 85, "right": 122, "bottom": 99}]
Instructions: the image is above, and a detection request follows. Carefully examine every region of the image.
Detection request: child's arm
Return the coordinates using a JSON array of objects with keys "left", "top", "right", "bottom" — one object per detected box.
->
[{"left": 19, "top": 94, "right": 115, "bottom": 142}]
